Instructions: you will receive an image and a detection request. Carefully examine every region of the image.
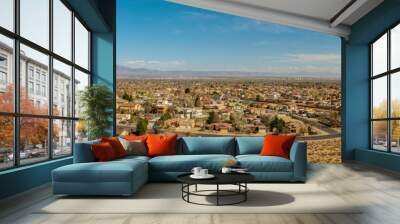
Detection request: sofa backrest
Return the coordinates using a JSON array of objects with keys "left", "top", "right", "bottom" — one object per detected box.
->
[
  {"left": 178, "top": 137, "right": 236, "bottom": 155},
  {"left": 73, "top": 140, "right": 100, "bottom": 163},
  {"left": 235, "top": 137, "right": 264, "bottom": 155}
]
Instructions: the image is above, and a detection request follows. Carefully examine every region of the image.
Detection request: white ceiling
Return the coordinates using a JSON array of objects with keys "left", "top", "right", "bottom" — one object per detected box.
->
[
  {"left": 229, "top": 0, "right": 352, "bottom": 22},
  {"left": 169, "top": 0, "right": 384, "bottom": 37}
]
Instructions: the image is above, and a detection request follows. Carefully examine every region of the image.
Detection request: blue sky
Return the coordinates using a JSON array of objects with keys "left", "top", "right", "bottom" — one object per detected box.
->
[{"left": 117, "top": 0, "right": 341, "bottom": 78}]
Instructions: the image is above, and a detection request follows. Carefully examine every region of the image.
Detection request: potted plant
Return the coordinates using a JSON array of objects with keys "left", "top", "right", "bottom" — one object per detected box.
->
[{"left": 79, "top": 84, "right": 113, "bottom": 140}]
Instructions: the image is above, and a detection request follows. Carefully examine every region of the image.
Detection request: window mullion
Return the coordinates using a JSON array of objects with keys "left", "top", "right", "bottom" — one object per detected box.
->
[
  {"left": 388, "top": 30, "right": 391, "bottom": 153},
  {"left": 71, "top": 10, "right": 76, "bottom": 155},
  {"left": 13, "top": 0, "right": 20, "bottom": 167},
  {"left": 48, "top": 0, "right": 54, "bottom": 160}
]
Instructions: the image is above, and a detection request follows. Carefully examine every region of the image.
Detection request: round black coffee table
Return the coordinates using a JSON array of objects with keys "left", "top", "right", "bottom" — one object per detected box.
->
[{"left": 177, "top": 173, "right": 255, "bottom": 206}]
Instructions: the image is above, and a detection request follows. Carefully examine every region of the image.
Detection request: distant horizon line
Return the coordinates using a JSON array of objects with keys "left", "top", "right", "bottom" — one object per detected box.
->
[{"left": 116, "top": 65, "right": 341, "bottom": 80}]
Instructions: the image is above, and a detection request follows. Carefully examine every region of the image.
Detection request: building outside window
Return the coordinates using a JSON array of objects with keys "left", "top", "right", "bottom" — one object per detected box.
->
[
  {"left": 0, "top": 54, "right": 7, "bottom": 88},
  {"left": 42, "top": 85, "right": 46, "bottom": 97},
  {"left": 28, "top": 81, "right": 34, "bottom": 94},
  {"left": 28, "top": 66, "right": 34, "bottom": 80},
  {"left": 35, "top": 83, "right": 40, "bottom": 95}
]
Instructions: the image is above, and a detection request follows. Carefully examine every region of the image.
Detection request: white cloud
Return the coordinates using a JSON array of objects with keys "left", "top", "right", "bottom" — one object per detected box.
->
[
  {"left": 125, "top": 59, "right": 186, "bottom": 70},
  {"left": 263, "top": 53, "right": 340, "bottom": 64},
  {"left": 247, "top": 65, "right": 340, "bottom": 77},
  {"left": 286, "top": 53, "right": 340, "bottom": 64}
]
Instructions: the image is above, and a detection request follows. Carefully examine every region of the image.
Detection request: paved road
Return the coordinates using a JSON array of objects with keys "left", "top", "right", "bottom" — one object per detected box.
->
[{"left": 297, "top": 133, "right": 341, "bottom": 141}]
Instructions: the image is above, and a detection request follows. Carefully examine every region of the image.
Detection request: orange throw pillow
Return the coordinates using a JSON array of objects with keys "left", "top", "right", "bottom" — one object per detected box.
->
[
  {"left": 101, "top": 137, "right": 127, "bottom": 158},
  {"left": 146, "top": 134, "right": 177, "bottom": 157},
  {"left": 124, "top": 135, "right": 148, "bottom": 141},
  {"left": 91, "top": 142, "right": 117, "bottom": 162},
  {"left": 260, "top": 134, "right": 296, "bottom": 159}
]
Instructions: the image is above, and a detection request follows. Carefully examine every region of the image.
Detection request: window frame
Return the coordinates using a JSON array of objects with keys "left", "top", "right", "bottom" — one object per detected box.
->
[
  {"left": 0, "top": 0, "right": 92, "bottom": 171},
  {"left": 370, "top": 21, "right": 400, "bottom": 154}
]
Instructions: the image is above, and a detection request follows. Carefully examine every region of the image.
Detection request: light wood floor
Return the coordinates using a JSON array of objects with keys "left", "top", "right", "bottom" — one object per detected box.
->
[{"left": 1, "top": 162, "right": 400, "bottom": 224}]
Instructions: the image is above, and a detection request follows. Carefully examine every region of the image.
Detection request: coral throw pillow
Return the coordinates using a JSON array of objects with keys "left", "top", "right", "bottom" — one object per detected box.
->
[
  {"left": 124, "top": 135, "right": 148, "bottom": 142},
  {"left": 260, "top": 135, "right": 296, "bottom": 159},
  {"left": 101, "top": 137, "right": 127, "bottom": 158},
  {"left": 91, "top": 142, "right": 117, "bottom": 162},
  {"left": 146, "top": 134, "right": 177, "bottom": 157}
]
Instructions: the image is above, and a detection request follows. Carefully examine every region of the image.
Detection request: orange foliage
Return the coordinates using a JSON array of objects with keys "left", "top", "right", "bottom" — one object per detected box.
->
[{"left": 0, "top": 85, "right": 60, "bottom": 149}]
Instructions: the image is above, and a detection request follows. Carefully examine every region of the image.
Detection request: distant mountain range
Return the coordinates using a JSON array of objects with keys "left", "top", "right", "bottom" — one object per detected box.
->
[{"left": 117, "top": 65, "right": 340, "bottom": 80}]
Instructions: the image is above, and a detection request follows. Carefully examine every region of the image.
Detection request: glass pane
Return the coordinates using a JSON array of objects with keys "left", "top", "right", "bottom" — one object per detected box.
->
[
  {"left": 20, "top": 117, "right": 49, "bottom": 165},
  {"left": 53, "top": 0, "right": 72, "bottom": 60},
  {"left": 372, "top": 76, "right": 387, "bottom": 119},
  {"left": 0, "top": 34, "right": 14, "bottom": 112},
  {"left": 75, "top": 120, "right": 88, "bottom": 143},
  {"left": 20, "top": 44, "right": 49, "bottom": 115},
  {"left": 0, "top": 0, "right": 14, "bottom": 31},
  {"left": 391, "top": 120, "right": 400, "bottom": 153},
  {"left": 372, "top": 121, "right": 388, "bottom": 151},
  {"left": 391, "top": 72, "right": 400, "bottom": 118},
  {"left": 74, "top": 18, "right": 89, "bottom": 70},
  {"left": 20, "top": 0, "right": 49, "bottom": 49},
  {"left": 391, "top": 24, "right": 400, "bottom": 70},
  {"left": 0, "top": 116, "right": 13, "bottom": 170},
  {"left": 53, "top": 59, "right": 72, "bottom": 117},
  {"left": 372, "top": 33, "right": 387, "bottom": 76},
  {"left": 53, "top": 119, "right": 72, "bottom": 157},
  {"left": 74, "top": 69, "right": 89, "bottom": 118}
]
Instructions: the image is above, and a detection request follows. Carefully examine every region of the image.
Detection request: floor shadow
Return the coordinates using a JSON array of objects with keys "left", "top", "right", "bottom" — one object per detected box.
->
[{"left": 203, "top": 190, "right": 295, "bottom": 207}]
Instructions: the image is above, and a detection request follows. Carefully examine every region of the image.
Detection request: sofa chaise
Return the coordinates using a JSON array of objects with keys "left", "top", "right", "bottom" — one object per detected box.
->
[{"left": 52, "top": 137, "right": 307, "bottom": 196}]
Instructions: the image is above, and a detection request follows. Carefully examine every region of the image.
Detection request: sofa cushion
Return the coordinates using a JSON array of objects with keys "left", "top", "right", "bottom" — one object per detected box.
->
[
  {"left": 260, "top": 135, "right": 296, "bottom": 159},
  {"left": 236, "top": 137, "right": 264, "bottom": 155},
  {"left": 91, "top": 142, "right": 118, "bottom": 161},
  {"left": 53, "top": 158, "right": 147, "bottom": 183},
  {"left": 236, "top": 155, "right": 293, "bottom": 172},
  {"left": 119, "top": 137, "right": 147, "bottom": 156},
  {"left": 179, "top": 137, "right": 235, "bottom": 155},
  {"left": 101, "top": 137, "right": 127, "bottom": 158},
  {"left": 149, "top": 154, "right": 235, "bottom": 172},
  {"left": 147, "top": 134, "right": 177, "bottom": 157},
  {"left": 124, "top": 135, "right": 148, "bottom": 141}
]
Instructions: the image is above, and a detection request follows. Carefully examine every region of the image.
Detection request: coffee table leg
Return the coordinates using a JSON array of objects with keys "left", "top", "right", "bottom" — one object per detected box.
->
[
  {"left": 216, "top": 184, "right": 219, "bottom": 206},
  {"left": 187, "top": 184, "right": 190, "bottom": 202},
  {"left": 245, "top": 183, "right": 247, "bottom": 201}
]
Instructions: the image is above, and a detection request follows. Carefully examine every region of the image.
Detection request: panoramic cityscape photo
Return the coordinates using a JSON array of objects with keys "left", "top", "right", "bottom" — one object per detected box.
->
[
  {"left": 3, "top": 0, "right": 400, "bottom": 223},
  {"left": 116, "top": 0, "right": 342, "bottom": 163}
]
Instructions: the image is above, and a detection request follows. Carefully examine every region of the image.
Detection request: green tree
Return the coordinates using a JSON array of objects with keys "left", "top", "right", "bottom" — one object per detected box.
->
[
  {"left": 207, "top": 111, "right": 219, "bottom": 124},
  {"left": 160, "top": 112, "right": 172, "bottom": 122},
  {"left": 194, "top": 96, "right": 202, "bottom": 107},
  {"left": 269, "top": 116, "right": 286, "bottom": 134},
  {"left": 122, "top": 92, "right": 133, "bottom": 101},
  {"left": 136, "top": 118, "right": 148, "bottom": 135},
  {"left": 79, "top": 84, "right": 113, "bottom": 140},
  {"left": 256, "top": 95, "right": 261, "bottom": 102}
]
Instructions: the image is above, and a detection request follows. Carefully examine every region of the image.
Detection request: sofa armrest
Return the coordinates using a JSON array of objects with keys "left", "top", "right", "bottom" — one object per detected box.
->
[
  {"left": 289, "top": 141, "right": 307, "bottom": 181},
  {"left": 73, "top": 140, "right": 100, "bottom": 163}
]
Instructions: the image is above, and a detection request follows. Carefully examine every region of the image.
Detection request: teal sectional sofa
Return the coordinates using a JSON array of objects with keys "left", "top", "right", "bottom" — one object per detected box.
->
[{"left": 52, "top": 137, "right": 307, "bottom": 196}]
